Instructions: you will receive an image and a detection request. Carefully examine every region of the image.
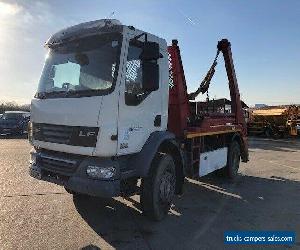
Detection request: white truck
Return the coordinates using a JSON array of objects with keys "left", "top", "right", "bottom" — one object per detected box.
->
[{"left": 29, "top": 19, "right": 248, "bottom": 220}]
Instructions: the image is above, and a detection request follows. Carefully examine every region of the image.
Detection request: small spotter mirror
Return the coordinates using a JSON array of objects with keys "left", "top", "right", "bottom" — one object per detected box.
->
[{"left": 49, "top": 66, "right": 56, "bottom": 79}]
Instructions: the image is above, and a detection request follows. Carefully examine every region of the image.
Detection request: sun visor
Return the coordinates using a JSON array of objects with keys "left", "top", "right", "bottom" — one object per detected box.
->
[{"left": 45, "top": 19, "right": 123, "bottom": 47}]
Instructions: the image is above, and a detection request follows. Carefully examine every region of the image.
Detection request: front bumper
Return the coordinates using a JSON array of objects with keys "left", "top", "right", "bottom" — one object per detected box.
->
[
  {"left": 29, "top": 150, "right": 127, "bottom": 198},
  {"left": 29, "top": 164, "right": 120, "bottom": 197}
]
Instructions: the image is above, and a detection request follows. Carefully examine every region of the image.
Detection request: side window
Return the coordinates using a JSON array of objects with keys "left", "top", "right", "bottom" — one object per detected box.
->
[{"left": 125, "top": 44, "right": 148, "bottom": 105}]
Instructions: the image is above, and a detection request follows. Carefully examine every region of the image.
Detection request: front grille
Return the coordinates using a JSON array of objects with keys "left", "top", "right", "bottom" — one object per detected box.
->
[
  {"left": 33, "top": 123, "right": 99, "bottom": 147},
  {"left": 34, "top": 123, "right": 73, "bottom": 144},
  {"left": 38, "top": 151, "right": 81, "bottom": 176}
]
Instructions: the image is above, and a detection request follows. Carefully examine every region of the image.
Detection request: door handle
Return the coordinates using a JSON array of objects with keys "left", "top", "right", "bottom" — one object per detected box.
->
[
  {"left": 111, "top": 134, "right": 118, "bottom": 141},
  {"left": 154, "top": 115, "right": 161, "bottom": 127}
]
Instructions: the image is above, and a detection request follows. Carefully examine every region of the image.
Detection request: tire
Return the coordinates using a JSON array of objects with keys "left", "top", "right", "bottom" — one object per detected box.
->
[
  {"left": 140, "top": 153, "right": 176, "bottom": 221},
  {"left": 224, "top": 141, "right": 240, "bottom": 179},
  {"left": 64, "top": 187, "right": 86, "bottom": 197},
  {"left": 65, "top": 187, "right": 77, "bottom": 195}
]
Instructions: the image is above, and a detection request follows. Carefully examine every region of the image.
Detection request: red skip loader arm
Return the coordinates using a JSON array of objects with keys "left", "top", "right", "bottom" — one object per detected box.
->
[
  {"left": 167, "top": 40, "right": 191, "bottom": 138},
  {"left": 167, "top": 39, "right": 247, "bottom": 139},
  {"left": 217, "top": 39, "right": 247, "bottom": 135}
]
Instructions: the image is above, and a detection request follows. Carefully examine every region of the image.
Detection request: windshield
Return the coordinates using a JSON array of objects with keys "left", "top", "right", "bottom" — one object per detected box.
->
[
  {"left": 37, "top": 33, "right": 122, "bottom": 98},
  {"left": 2, "top": 113, "right": 24, "bottom": 120}
]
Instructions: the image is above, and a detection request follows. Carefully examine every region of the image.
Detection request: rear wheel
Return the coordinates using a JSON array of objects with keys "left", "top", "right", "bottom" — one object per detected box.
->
[
  {"left": 224, "top": 141, "right": 240, "bottom": 179},
  {"left": 140, "top": 153, "right": 176, "bottom": 221}
]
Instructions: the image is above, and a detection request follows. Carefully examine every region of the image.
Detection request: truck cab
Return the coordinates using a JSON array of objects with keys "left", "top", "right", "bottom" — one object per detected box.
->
[
  {"left": 29, "top": 19, "right": 248, "bottom": 221},
  {"left": 30, "top": 19, "right": 168, "bottom": 156}
]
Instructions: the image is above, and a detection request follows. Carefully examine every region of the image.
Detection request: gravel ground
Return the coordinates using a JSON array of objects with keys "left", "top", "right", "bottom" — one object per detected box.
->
[{"left": 0, "top": 136, "right": 299, "bottom": 250}]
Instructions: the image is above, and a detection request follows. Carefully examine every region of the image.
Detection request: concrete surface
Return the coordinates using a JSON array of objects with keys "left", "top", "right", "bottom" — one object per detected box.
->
[{"left": 0, "top": 137, "right": 299, "bottom": 250}]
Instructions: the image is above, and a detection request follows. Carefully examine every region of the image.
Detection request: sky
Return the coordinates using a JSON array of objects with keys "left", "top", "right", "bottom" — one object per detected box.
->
[{"left": 0, "top": 0, "right": 299, "bottom": 106}]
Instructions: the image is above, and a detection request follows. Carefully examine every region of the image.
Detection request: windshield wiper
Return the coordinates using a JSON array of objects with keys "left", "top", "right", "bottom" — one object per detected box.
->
[
  {"left": 36, "top": 91, "right": 66, "bottom": 99},
  {"left": 63, "top": 89, "right": 81, "bottom": 97}
]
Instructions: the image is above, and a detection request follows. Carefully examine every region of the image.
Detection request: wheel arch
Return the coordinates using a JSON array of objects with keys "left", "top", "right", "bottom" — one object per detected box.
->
[
  {"left": 130, "top": 131, "right": 185, "bottom": 194},
  {"left": 131, "top": 131, "right": 175, "bottom": 177}
]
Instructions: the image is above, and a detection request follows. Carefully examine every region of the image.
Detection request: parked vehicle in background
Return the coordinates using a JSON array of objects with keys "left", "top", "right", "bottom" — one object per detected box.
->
[
  {"left": 247, "top": 105, "right": 300, "bottom": 138},
  {"left": 0, "top": 111, "right": 30, "bottom": 135}
]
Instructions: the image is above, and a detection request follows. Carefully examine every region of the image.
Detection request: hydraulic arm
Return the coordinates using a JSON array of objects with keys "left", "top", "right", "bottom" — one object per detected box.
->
[{"left": 168, "top": 39, "right": 247, "bottom": 137}]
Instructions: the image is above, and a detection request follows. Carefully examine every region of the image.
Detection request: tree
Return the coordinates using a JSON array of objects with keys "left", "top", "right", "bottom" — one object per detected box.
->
[{"left": 0, "top": 102, "right": 30, "bottom": 113}]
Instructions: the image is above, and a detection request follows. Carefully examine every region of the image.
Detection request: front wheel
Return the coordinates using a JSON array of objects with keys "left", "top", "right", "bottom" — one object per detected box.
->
[
  {"left": 64, "top": 187, "right": 88, "bottom": 198},
  {"left": 140, "top": 153, "right": 176, "bottom": 221}
]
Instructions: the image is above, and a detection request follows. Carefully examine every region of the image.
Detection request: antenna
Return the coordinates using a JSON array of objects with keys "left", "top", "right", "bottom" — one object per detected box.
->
[{"left": 106, "top": 11, "right": 115, "bottom": 19}]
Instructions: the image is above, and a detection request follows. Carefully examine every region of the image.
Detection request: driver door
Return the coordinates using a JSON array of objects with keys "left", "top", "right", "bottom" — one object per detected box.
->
[{"left": 117, "top": 39, "right": 162, "bottom": 155}]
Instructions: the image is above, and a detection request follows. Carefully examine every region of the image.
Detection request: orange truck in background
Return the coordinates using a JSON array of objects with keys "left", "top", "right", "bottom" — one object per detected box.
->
[{"left": 247, "top": 105, "right": 300, "bottom": 138}]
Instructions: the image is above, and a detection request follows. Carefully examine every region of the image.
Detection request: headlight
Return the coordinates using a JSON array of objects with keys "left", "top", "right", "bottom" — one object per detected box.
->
[
  {"left": 86, "top": 166, "right": 116, "bottom": 179},
  {"left": 30, "top": 148, "right": 37, "bottom": 165}
]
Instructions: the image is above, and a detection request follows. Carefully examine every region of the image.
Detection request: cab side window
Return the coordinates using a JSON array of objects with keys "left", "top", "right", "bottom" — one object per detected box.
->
[{"left": 125, "top": 44, "right": 148, "bottom": 105}]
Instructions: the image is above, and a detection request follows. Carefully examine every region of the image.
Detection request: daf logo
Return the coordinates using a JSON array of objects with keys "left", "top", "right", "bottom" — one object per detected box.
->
[{"left": 78, "top": 131, "right": 96, "bottom": 137}]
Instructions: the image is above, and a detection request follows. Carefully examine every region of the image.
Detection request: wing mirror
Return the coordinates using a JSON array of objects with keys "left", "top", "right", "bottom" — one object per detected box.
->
[
  {"left": 142, "top": 61, "right": 159, "bottom": 91},
  {"left": 140, "top": 41, "right": 160, "bottom": 61},
  {"left": 141, "top": 41, "right": 160, "bottom": 91}
]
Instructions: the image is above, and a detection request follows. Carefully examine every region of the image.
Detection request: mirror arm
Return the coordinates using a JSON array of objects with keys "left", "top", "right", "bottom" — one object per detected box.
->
[{"left": 132, "top": 32, "right": 148, "bottom": 42}]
